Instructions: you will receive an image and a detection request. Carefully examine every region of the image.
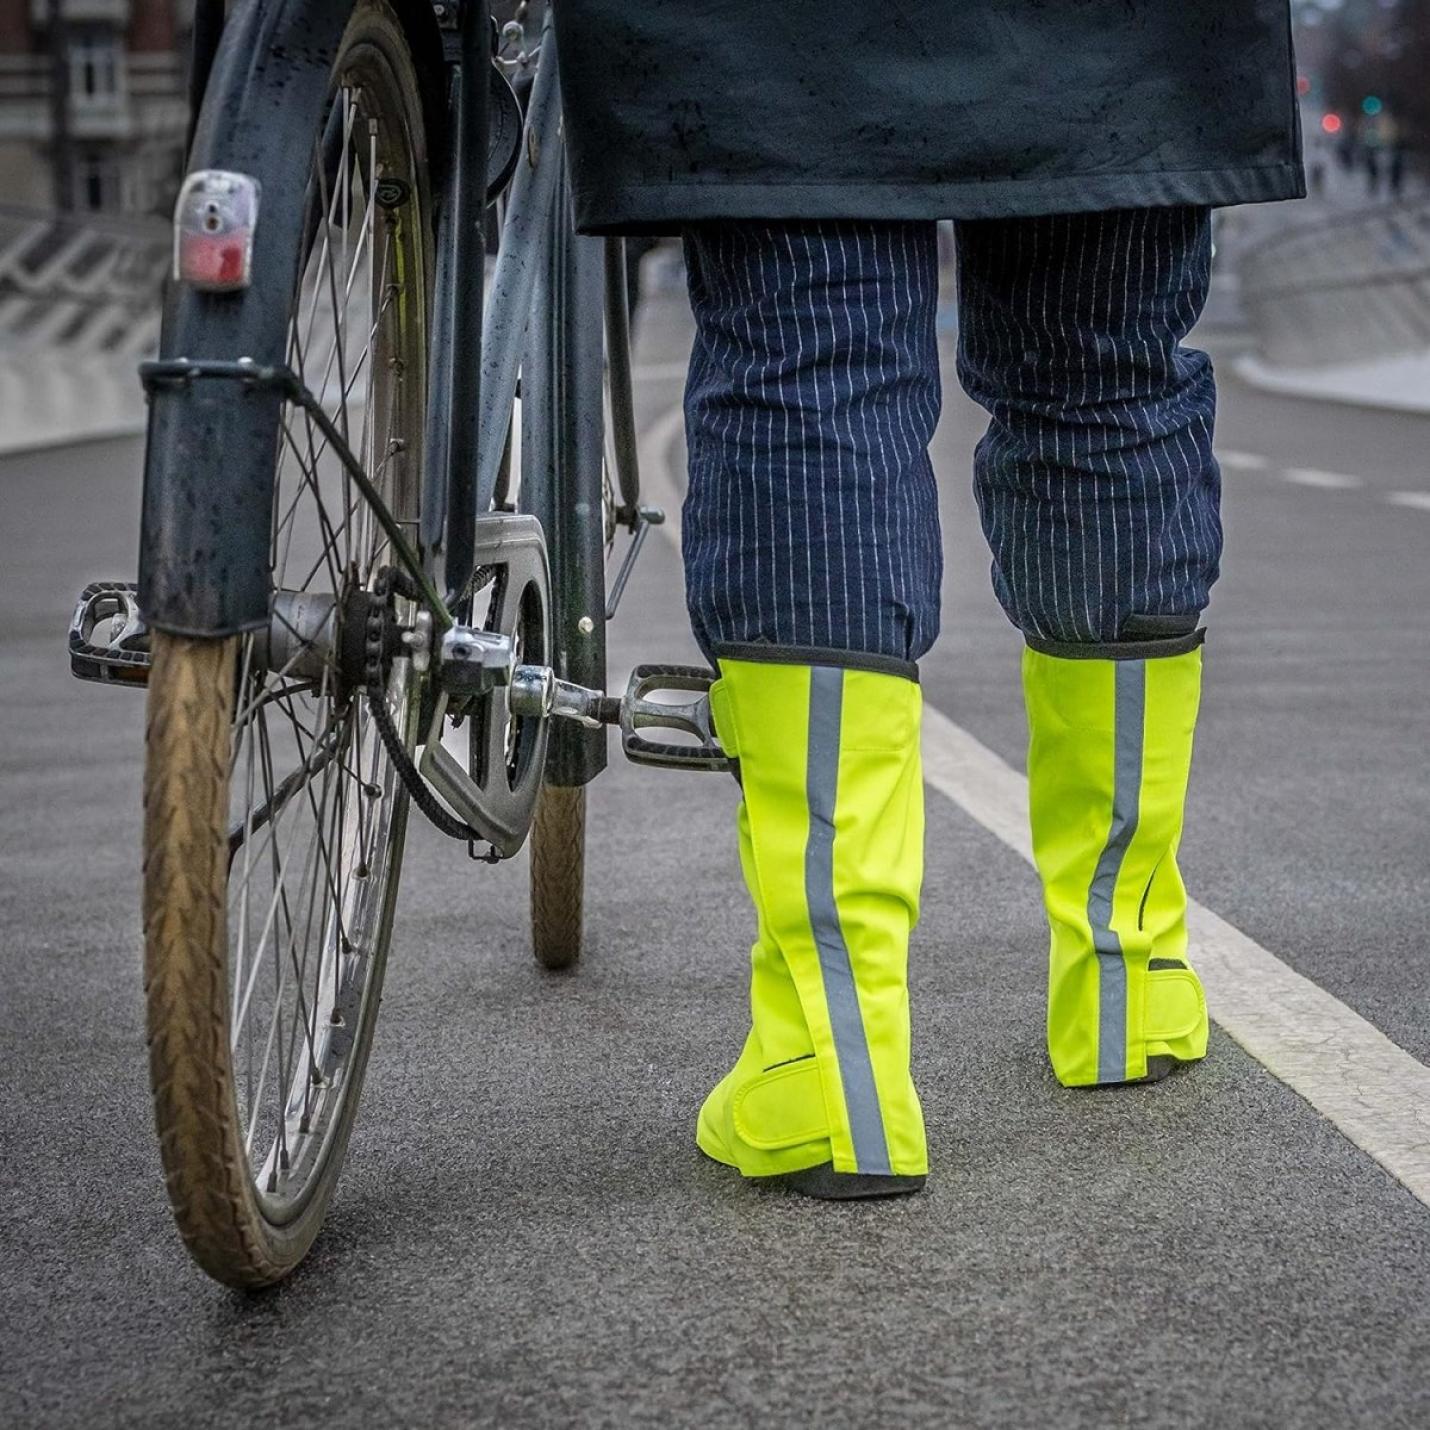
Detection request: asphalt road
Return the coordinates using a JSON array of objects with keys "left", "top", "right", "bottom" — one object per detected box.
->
[{"left": 3, "top": 285, "right": 1430, "bottom": 1428}]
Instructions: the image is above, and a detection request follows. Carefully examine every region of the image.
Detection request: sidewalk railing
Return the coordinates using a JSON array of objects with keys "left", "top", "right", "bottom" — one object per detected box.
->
[
  {"left": 0, "top": 205, "right": 167, "bottom": 454},
  {"left": 0, "top": 203, "right": 167, "bottom": 357},
  {"left": 1238, "top": 196, "right": 1430, "bottom": 368}
]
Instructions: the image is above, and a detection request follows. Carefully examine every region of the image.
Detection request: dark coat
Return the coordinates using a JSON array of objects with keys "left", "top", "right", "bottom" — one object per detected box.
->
[{"left": 553, "top": 2, "right": 1304, "bottom": 234}]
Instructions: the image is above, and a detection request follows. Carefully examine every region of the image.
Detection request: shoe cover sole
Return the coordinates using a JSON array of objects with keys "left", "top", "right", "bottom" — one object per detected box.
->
[
  {"left": 774, "top": 1165, "right": 926, "bottom": 1200},
  {"left": 1076, "top": 1054, "right": 1185, "bottom": 1089}
]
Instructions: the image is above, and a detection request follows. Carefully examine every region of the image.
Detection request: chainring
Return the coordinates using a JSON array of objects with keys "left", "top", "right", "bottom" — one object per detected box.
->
[{"left": 461, "top": 514, "right": 552, "bottom": 856}]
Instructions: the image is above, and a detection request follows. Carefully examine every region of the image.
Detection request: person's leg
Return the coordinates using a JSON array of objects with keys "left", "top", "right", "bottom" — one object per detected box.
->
[
  {"left": 682, "top": 221, "right": 943, "bottom": 665},
  {"left": 955, "top": 207, "right": 1216, "bottom": 1088},
  {"left": 681, "top": 221, "right": 941, "bottom": 1192}
]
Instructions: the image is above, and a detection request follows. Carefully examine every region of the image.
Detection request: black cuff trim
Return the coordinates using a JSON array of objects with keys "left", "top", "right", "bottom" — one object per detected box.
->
[
  {"left": 714, "top": 642, "right": 919, "bottom": 683},
  {"left": 1024, "top": 628, "right": 1206, "bottom": 662}
]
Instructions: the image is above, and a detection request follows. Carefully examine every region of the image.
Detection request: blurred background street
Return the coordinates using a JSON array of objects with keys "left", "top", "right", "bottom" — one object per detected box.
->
[{"left": 4, "top": 1, "right": 1430, "bottom": 1427}]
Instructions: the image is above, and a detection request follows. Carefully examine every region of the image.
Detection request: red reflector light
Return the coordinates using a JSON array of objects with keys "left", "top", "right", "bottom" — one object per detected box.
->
[
  {"left": 173, "top": 170, "right": 260, "bottom": 292},
  {"left": 178, "top": 233, "right": 250, "bottom": 288}
]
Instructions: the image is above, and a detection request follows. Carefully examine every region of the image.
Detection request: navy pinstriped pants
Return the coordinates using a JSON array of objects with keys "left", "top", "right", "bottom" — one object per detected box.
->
[{"left": 681, "top": 209, "right": 1220, "bottom": 664}]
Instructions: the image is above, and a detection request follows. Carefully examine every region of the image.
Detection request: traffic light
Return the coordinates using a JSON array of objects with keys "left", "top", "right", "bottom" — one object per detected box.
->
[
  {"left": 1362, "top": 95, "right": 1383, "bottom": 117},
  {"left": 1321, "top": 112, "right": 1342, "bottom": 135}
]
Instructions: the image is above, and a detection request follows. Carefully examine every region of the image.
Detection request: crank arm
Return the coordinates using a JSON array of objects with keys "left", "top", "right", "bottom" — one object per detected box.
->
[{"left": 508, "top": 666, "right": 618, "bottom": 728}]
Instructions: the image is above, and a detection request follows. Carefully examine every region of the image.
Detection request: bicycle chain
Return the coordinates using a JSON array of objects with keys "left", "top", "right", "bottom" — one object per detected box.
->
[{"left": 364, "top": 567, "right": 493, "bottom": 854}]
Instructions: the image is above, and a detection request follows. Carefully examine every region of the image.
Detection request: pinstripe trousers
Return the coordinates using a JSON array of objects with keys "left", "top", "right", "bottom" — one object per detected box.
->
[{"left": 681, "top": 209, "right": 1220, "bottom": 664}]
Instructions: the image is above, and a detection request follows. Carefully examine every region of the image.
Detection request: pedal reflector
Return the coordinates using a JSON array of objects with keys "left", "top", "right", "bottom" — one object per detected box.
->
[{"left": 69, "top": 582, "right": 150, "bottom": 686}]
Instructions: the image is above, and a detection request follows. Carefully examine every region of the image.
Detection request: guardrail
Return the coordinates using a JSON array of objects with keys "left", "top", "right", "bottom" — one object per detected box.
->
[
  {"left": 1239, "top": 196, "right": 1430, "bottom": 368},
  {"left": 0, "top": 205, "right": 167, "bottom": 454},
  {"left": 0, "top": 203, "right": 168, "bottom": 356}
]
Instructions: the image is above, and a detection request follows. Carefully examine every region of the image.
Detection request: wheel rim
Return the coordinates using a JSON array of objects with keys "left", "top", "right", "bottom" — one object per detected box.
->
[{"left": 223, "top": 47, "right": 426, "bottom": 1225}]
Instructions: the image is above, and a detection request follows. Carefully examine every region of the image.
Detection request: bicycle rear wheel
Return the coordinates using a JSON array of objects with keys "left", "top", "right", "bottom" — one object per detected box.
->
[{"left": 143, "top": 0, "right": 431, "bottom": 1287}]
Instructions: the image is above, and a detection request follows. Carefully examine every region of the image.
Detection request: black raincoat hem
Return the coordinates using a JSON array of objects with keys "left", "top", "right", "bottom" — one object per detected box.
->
[{"left": 571, "top": 163, "right": 1306, "bottom": 236}]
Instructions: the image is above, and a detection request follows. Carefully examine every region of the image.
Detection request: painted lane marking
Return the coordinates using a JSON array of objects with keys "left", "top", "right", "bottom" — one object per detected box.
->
[
  {"left": 1281, "top": 467, "right": 1364, "bottom": 490},
  {"left": 1218, "top": 450, "right": 1269, "bottom": 471},
  {"left": 642, "top": 399, "right": 1430, "bottom": 1209},
  {"left": 1386, "top": 491, "right": 1430, "bottom": 513}
]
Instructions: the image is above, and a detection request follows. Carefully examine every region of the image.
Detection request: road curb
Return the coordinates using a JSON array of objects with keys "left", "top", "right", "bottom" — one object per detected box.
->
[
  {"left": 0, "top": 351, "right": 147, "bottom": 459},
  {"left": 1234, "top": 350, "right": 1430, "bottom": 416},
  {"left": 0, "top": 417, "right": 147, "bottom": 460}
]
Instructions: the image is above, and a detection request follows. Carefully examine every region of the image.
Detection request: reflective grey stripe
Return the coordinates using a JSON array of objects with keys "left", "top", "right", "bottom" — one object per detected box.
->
[
  {"left": 1086, "top": 660, "right": 1145, "bottom": 1084},
  {"left": 805, "top": 666, "right": 892, "bottom": 1174}
]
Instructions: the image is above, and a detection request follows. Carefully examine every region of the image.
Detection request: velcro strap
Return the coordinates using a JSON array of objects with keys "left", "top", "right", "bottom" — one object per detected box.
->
[
  {"left": 732, "top": 1060, "right": 829, "bottom": 1150},
  {"left": 1146, "top": 967, "right": 1205, "bottom": 1042},
  {"left": 708, "top": 679, "right": 738, "bottom": 758}
]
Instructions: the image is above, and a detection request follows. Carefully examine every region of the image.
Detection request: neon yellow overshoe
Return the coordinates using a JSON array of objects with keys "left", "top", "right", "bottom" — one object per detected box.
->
[
  {"left": 1024, "top": 642, "right": 1210, "bottom": 1088},
  {"left": 699, "top": 652, "right": 929, "bottom": 1196}
]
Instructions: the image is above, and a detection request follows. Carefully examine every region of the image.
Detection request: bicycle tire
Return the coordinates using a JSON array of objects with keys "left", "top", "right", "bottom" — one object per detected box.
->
[
  {"left": 143, "top": 0, "right": 431, "bottom": 1288},
  {"left": 529, "top": 784, "right": 586, "bottom": 970}
]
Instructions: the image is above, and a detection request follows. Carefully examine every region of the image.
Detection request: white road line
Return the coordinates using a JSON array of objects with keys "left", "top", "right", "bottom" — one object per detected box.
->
[
  {"left": 642, "top": 400, "right": 1430, "bottom": 1209},
  {"left": 1281, "top": 467, "right": 1364, "bottom": 490},
  {"left": 1386, "top": 491, "right": 1430, "bottom": 513},
  {"left": 1218, "top": 449, "right": 1269, "bottom": 471}
]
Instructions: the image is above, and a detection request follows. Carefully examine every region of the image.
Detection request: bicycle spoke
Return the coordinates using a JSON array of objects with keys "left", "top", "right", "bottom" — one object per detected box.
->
[
  {"left": 286, "top": 241, "right": 396, "bottom": 520},
  {"left": 227, "top": 720, "right": 343, "bottom": 861}
]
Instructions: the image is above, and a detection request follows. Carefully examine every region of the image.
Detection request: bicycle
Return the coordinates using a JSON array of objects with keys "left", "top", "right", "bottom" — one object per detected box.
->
[{"left": 67, "top": 0, "right": 725, "bottom": 1288}]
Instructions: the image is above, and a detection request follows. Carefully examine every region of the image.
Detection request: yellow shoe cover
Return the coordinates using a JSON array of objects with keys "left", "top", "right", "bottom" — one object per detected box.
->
[
  {"left": 1024, "top": 643, "right": 1210, "bottom": 1087},
  {"left": 699, "top": 654, "right": 928, "bottom": 1179}
]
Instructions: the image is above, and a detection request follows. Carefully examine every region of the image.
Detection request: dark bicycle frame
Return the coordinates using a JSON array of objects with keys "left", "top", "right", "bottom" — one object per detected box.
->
[{"left": 139, "top": 0, "right": 624, "bottom": 786}]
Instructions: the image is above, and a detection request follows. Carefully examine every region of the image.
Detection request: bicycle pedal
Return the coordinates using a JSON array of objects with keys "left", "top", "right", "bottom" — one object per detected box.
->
[
  {"left": 620, "top": 664, "right": 729, "bottom": 772},
  {"left": 69, "top": 581, "right": 151, "bottom": 686}
]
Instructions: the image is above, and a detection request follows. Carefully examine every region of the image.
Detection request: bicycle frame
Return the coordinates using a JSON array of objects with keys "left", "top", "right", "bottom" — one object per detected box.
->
[
  {"left": 439, "top": 15, "right": 610, "bottom": 784},
  {"left": 426, "top": 0, "right": 496, "bottom": 610},
  {"left": 425, "top": 10, "right": 567, "bottom": 605},
  {"left": 508, "top": 35, "right": 609, "bottom": 786}
]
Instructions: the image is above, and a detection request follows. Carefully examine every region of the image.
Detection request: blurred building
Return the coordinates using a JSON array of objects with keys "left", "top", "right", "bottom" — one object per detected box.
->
[{"left": 0, "top": 0, "right": 190, "bottom": 215}]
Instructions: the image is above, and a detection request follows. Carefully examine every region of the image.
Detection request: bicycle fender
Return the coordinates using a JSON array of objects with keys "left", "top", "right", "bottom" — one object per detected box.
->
[{"left": 139, "top": 0, "right": 359, "bottom": 637}]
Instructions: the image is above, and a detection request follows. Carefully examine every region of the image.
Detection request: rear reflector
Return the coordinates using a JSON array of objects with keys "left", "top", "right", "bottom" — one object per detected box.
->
[{"left": 173, "top": 170, "right": 261, "bottom": 292}]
